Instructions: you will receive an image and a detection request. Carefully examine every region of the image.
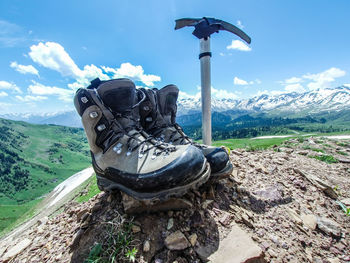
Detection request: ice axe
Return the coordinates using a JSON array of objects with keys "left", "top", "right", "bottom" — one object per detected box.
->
[{"left": 175, "top": 17, "right": 251, "bottom": 145}]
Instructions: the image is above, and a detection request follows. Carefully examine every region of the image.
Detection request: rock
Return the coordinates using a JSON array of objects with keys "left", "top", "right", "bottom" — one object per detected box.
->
[
  {"left": 340, "top": 198, "right": 350, "bottom": 206},
  {"left": 241, "top": 213, "right": 254, "bottom": 228},
  {"left": 76, "top": 209, "right": 89, "bottom": 222},
  {"left": 293, "top": 169, "right": 337, "bottom": 199},
  {"left": 219, "top": 212, "right": 231, "bottom": 226},
  {"left": 37, "top": 216, "right": 49, "bottom": 226},
  {"left": 253, "top": 186, "right": 282, "bottom": 203},
  {"left": 122, "top": 193, "right": 192, "bottom": 214},
  {"left": 143, "top": 240, "right": 151, "bottom": 252},
  {"left": 188, "top": 233, "right": 197, "bottom": 247},
  {"left": 167, "top": 218, "right": 174, "bottom": 230},
  {"left": 2, "top": 238, "right": 31, "bottom": 262},
  {"left": 317, "top": 217, "right": 341, "bottom": 237},
  {"left": 301, "top": 214, "right": 317, "bottom": 230},
  {"left": 201, "top": 200, "right": 213, "bottom": 209},
  {"left": 296, "top": 150, "right": 308, "bottom": 155},
  {"left": 91, "top": 203, "right": 102, "bottom": 213},
  {"left": 164, "top": 231, "right": 190, "bottom": 251},
  {"left": 208, "top": 223, "right": 265, "bottom": 263},
  {"left": 131, "top": 225, "right": 141, "bottom": 233},
  {"left": 337, "top": 157, "right": 350, "bottom": 163},
  {"left": 327, "top": 258, "right": 340, "bottom": 263},
  {"left": 286, "top": 208, "right": 302, "bottom": 225}
]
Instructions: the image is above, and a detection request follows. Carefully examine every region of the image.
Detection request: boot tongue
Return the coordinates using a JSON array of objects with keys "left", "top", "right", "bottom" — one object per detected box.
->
[
  {"left": 97, "top": 79, "right": 137, "bottom": 113},
  {"left": 97, "top": 79, "right": 140, "bottom": 130},
  {"left": 156, "top": 84, "right": 179, "bottom": 125}
]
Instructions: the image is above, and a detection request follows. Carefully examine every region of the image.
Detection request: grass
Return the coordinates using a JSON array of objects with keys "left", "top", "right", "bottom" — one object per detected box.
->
[
  {"left": 76, "top": 176, "right": 101, "bottom": 203},
  {"left": 212, "top": 137, "right": 294, "bottom": 150},
  {"left": 337, "top": 151, "right": 348, "bottom": 156},
  {"left": 0, "top": 118, "right": 90, "bottom": 235},
  {"left": 309, "top": 154, "right": 339, "bottom": 164},
  {"left": 85, "top": 215, "right": 138, "bottom": 263}
]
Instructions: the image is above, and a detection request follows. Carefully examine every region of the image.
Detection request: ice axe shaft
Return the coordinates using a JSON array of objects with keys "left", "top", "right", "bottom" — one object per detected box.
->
[
  {"left": 200, "top": 38, "right": 212, "bottom": 145},
  {"left": 175, "top": 17, "right": 251, "bottom": 146}
]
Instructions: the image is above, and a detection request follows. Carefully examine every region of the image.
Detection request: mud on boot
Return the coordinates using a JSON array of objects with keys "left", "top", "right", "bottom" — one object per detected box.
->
[
  {"left": 139, "top": 84, "right": 233, "bottom": 181},
  {"left": 74, "top": 78, "right": 210, "bottom": 202}
]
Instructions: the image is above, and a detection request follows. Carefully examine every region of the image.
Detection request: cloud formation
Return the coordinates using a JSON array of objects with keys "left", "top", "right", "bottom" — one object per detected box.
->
[
  {"left": 10, "top": 61, "right": 39, "bottom": 76},
  {"left": 28, "top": 81, "right": 74, "bottom": 102},
  {"left": 0, "top": 80, "right": 22, "bottom": 93},
  {"left": 178, "top": 86, "right": 238, "bottom": 100},
  {"left": 16, "top": 95, "right": 47, "bottom": 102},
  {"left": 0, "top": 91, "right": 8, "bottom": 97},
  {"left": 227, "top": 40, "right": 251, "bottom": 51},
  {"left": 28, "top": 42, "right": 161, "bottom": 90},
  {"left": 279, "top": 67, "right": 346, "bottom": 93}
]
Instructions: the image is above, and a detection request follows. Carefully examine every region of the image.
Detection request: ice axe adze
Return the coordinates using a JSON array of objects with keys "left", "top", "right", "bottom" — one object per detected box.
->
[{"left": 175, "top": 17, "right": 251, "bottom": 145}]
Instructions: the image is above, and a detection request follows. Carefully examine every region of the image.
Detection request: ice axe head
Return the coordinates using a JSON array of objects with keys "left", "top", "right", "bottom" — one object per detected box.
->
[{"left": 175, "top": 17, "right": 251, "bottom": 44}]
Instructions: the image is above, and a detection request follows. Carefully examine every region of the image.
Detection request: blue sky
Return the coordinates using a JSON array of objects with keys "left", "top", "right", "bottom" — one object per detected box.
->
[{"left": 0, "top": 0, "right": 350, "bottom": 114}]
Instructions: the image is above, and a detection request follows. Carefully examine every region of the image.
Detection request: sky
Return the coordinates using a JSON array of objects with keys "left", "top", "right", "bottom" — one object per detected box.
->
[{"left": 0, "top": 0, "right": 350, "bottom": 114}]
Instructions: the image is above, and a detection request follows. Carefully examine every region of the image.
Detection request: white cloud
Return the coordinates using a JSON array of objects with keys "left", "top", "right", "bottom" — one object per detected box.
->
[
  {"left": 28, "top": 42, "right": 161, "bottom": 90},
  {"left": 0, "top": 91, "right": 8, "bottom": 97},
  {"left": 29, "top": 42, "right": 82, "bottom": 78},
  {"left": 344, "top": 84, "right": 350, "bottom": 88},
  {"left": 178, "top": 86, "right": 238, "bottom": 100},
  {"left": 227, "top": 40, "right": 251, "bottom": 51},
  {"left": 0, "top": 20, "right": 25, "bottom": 47},
  {"left": 284, "top": 83, "right": 306, "bottom": 93},
  {"left": 10, "top": 61, "right": 39, "bottom": 76},
  {"left": 284, "top": 77, "right": 303, "bottom": 84},
  {"left": 68, "top": 64, "right": 109, "bottom": 90},
  {"left": 28, "top": 81, "right": 74, "bottom": 102},
  {"left": 303, "top": 67, "right": 346, "bottom": 90},
  {"left": 16, "top": 95, "right": 47, "bottom": 102},
  {"left": 236, "top": 20, "right": 244, "bottom": 29},
  {"left": 278, "top": 67, "right": 346, "bottom": 93},
  {"left": 0, "top": 80, "right": 22, "bottom": 93},
  {"left": 234, "top": 77, "right": 248, "bottom": 85},
  {"left": 102, "top": 63, "right": 161, "bottom": 86},
  {"left": 255, "top": 79, "right": 262, "bottom": 84}
]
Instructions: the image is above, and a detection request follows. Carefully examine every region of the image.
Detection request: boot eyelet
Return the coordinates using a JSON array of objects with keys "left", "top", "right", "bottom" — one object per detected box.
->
[
  {"left": 145, "top": 117, "right": 152, "bottom": 122},
  {"left": 143, "top": 106, "right": 150, "bottom": 111},
  {"left": 81, "top": 96, "right": 88, "bottom": 103},
  {"left": 126, "top": 149, "right": 132, "bottom": 156},
  {"left": 89, "top": 112, "right": 98, "bottom": 118},
  {"left": 151, "top": 154, "right": 156, "bottom": 160},
  {"left": 138, "top": 153, "right": 144, "bottom": 158},
  {"left": 113, "top": 143, "right": 123, "bottom": 154},
  {"left": 97, "top": 124, "right": 106, "bottom": 131}
]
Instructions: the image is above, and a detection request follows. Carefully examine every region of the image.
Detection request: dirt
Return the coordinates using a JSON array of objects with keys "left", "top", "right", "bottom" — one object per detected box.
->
[{"left": 1, "top": 137, "right": 349, "bottom": 263}]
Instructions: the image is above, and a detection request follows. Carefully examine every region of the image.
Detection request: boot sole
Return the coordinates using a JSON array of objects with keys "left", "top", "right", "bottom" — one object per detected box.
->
[
  {"left": 209, "top": 161, "right": 233, "bottom": 181},
  {"left": 95, "top": 162, "right": 211, "bottom": 202}
]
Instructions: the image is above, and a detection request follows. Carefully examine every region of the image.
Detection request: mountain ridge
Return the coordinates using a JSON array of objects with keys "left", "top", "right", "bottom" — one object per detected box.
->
[{"left": 1, "top": 85, "right": 350, "bottom": 128}]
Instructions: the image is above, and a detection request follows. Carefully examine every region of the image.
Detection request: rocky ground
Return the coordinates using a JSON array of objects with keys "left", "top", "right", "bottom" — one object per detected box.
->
[{"left": 1, "top": 137, "right": 350, "bottom": 263}]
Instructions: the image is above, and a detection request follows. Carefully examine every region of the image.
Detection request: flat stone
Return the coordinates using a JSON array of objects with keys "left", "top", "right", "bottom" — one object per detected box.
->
[
  {"left": 317, "top": 217, "right": 341, "bottom": 237},
  {"left": 131, "top": 225, "right": 141, "bottom": 233},
  {"left": 167, "top": 218, "right": 174, "bottom": 230},
  {"left": 188, "top": 233, "right": 198, "bottom": 247},
  {"left": 143, "top": 240, "right": 151, "bottom": 252},
  {"left": 286, "top": 208, "right": 302, "bottom": 225},
  {"left": 164, "top": 231, "right": 190, "bottom": 251},
  {"left": 122, "top": 193, "right": 192, "bottom": 214},
  {"left": 253, "top": 186, "right": 282, "bottom": 203},
  {"left": 301, "top": 214, "right": 317, "bottom": 230},
  {"left": 208, "top": 223, "right": 265, "bottom": 263},
  {"left": 3, "top": 238, "right": 31, "bottom": 262}
]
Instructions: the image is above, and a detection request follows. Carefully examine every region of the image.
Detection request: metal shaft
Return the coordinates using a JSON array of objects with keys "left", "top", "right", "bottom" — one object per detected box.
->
[{"left": 200, "top": 37, "right": 212, "bottom": 145}]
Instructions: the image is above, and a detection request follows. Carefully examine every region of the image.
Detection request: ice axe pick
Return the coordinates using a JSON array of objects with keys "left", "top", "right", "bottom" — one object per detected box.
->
[{"left": 175, "top": 17, "right": 251, "bottom": 145}]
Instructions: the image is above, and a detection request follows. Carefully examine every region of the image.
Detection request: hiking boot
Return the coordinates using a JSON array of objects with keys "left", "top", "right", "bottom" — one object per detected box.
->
[
  {"left": 139, "top": 84, "right": 233, "bottom": 180},
  {"left": 74, "top": 78, "right": 210, "bottom": 202}
]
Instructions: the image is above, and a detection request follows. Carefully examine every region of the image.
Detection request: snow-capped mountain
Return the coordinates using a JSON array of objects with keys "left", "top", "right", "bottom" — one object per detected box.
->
[
  {"left": 1, "top": 86, "right": 350, "bottom": 128},
  {"left": 177, "top": 85, "right": 350, "bottom": 115}
]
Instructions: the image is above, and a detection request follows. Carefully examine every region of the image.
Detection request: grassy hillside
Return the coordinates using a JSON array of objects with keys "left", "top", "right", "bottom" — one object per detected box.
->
[{"left": 0, "top": 118, "right": 90, "bottom": 234}]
